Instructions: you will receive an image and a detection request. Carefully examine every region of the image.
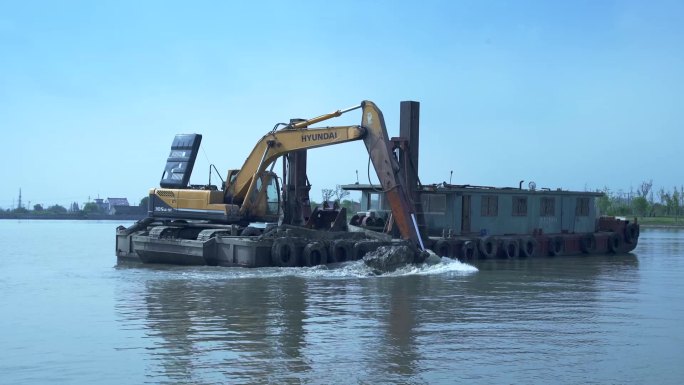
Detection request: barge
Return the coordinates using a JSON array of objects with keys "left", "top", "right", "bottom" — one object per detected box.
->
[
  {"left": 116, "top": 100, "right": 639, "bottom": 268},
  {"left": 343, "top": 100, "right": 638, "bottom": 260},
  {"left": 344, "top": 183, "right": 639, "bottom": 260}
]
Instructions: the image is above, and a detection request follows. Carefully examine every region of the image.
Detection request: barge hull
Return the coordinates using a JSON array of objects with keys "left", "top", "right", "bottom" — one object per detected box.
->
[
  {"left": 116, "top": 223, "right": 399, "bottom": 267},
  {"left": 425, "top": 217, "right": 639, "bottom": 260}
]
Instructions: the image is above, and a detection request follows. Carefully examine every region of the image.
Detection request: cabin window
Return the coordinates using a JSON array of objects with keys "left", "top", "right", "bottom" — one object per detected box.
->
[
  {"left": 512, "top": 196, "right": 527, "bottom": 216},
  {"left": 481, "top": 195, "right": 498, "bottom": 216},
  {"left": 266, "top": 178, "right": 280, "bottom": 214},
  {"left": 540, "top": 197, "right": 555, "bottom": 216},
  {"left": 248, "top": 176, "right": 263, "bottom": 204},
  {"left": 368, "top": 193, "right": 382, "bottom": 210},
  {"left": 576, "top": 197, "right": 590, "bottom": 216},
  {"left": 421, "top": 194, "right": 446, "bottom": 214}
]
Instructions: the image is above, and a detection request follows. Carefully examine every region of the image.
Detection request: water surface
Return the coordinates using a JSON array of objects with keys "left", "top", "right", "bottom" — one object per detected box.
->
[{"left": 1, "top": 220, "right": 682, "bottom": 384}]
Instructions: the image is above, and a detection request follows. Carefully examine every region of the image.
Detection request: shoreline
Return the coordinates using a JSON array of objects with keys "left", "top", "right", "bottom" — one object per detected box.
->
[
  {"left": 639, "top": 224, "right": 684, "bottom": 229},
  {"left": 0, "top": 214, "right": 144, "bottom": 221},
  {"left": 3, "top": 215, "right": 683, "bottom": 229}
]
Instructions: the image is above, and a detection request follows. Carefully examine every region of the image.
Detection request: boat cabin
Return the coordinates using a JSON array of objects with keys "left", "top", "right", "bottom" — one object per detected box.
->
[{"left": 342, "top": 183, "right": 603, "bottom": 237}]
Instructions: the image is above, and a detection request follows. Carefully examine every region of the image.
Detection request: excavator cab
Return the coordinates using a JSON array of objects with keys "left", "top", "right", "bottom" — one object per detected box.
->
[
  {"left": 251, "top": 171, "right": 281, "bottom": 219},
  {"left": 224, "top": 169, "right": 281, "bottom": 221}
]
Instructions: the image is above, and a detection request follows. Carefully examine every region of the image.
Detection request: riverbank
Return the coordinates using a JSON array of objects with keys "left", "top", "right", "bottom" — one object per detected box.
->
[
  {"left": 635, "top": 216, "right": 684, "bottom": 228},
  {"left": 3, "top": 212, "right": 682, "bottom": 229},
  {"left": 0, "top": 213, "right": 145, "bottom": 221}
]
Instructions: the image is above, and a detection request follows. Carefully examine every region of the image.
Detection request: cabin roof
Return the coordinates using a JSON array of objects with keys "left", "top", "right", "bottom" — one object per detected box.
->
[
  {"left": 341, "top": 183, "right": 603, "bottom": 197},
  {"left": 106, "top": 198, "right": 130, "bottom": 206}
]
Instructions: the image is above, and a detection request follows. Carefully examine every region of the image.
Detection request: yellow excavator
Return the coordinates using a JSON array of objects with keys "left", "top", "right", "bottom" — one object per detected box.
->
[{"left": 146, "top": 101, "right": 424, "bottom": 248}]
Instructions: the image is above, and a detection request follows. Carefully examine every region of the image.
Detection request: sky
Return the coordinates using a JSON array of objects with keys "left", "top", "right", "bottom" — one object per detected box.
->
[{"left": 1, "top": 0, "right": 683, "bottom": 209}]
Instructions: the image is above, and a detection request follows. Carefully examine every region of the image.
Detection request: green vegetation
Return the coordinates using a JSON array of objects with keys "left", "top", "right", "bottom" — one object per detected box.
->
[
  {"left": 3, "top": 204, "right": 69, "bottom": 216},
  {"left": 82, "top": 202, "right": 102, "bottom": 213},
  {"left": 598, "top": 180, "right": 684, "bottom": 227},
  {"left": 48, "top": 204, "right": 67, "bottom": 214},
  {"left": 635, "top": 217, "right": 684, "bottom": 227}
]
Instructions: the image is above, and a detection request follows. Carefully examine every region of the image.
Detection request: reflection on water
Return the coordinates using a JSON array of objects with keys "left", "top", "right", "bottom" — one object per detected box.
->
[
  {"left": 115, "top": 253, "right": 646, "bottom": 384},
  {"left": 141, "top": 277, "right": 309, "bottom": 383}
]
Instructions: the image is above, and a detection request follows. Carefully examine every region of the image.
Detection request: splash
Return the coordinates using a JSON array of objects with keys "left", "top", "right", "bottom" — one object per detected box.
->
[
  {"left": 376, "top": 256, "right": 479, "bottom": 277},
  {"left": 155, "top": 256, "right": 478, "bottom": 281},
  {"left": 134, "top": 246, "right": 478, "bottom": 281},
  {"left": 358, "top": 246, "right": 478, "bottom": 277}
]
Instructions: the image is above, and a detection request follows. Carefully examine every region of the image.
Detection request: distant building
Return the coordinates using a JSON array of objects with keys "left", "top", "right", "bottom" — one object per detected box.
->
[
  {"left": 106, "top": 198, "right": 130, "bottom": 215},
  {"left": 94, "top": 198, "right": 108, "bottom": 212}
]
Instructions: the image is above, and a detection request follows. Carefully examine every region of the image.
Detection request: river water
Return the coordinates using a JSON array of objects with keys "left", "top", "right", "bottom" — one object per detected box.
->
[{"left": 1, "top": 220, "right": 683, "bottom": 384}]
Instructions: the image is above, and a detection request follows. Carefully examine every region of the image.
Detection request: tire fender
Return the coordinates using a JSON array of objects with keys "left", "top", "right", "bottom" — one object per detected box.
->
[
  {"left": 608, "top": 233, "right": 622, "bottom": 253},
  {"left": 548, "top": 236, "right": 564, "bottom": 256},
  {"left": 519, "top": 237, "right": 536, "bottom": 258},
  {"left": 478, "top": 237, "right": 498, "bottom": 259},
  {"left": 432, "top": 239, "right": 452, "bottom": 257},
  {"left": 329, "top": 239, "right": 354, "bottom": 262},
  {"left": 271, "top": 237, "right": 299, "bottom": 267},
  {"left": 580, "top": 234, "right": 597, "bottom": 254},
  {"left": 501, "top": 239, "right": 519, "bottom": 258},
  {"left": 303, "top": 241, "right": 328, "bottom": 266},
  {"left": 461, "top": 241, "right": 478, "bottom": 260},
  {"left": 624, "top": 223, "right": 639, "bottom": 244}
]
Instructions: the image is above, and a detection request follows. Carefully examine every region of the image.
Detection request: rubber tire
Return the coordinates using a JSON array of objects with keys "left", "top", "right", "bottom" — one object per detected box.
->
[
  {"left": 608, "top": 233, "right": 622, "bottom": 253},
  {"left": 519, "top": 237, "right": 536, "bottom": 258},
  {"left": 548, "top": 236, "right": 564, "bottom": 257},
  {"left": 241, "top": 226, "right": 261, "bottom": 236},
  {"left": 501, "top": 239, "right": 519, "bottom": 259},
  {"left": 461, "top": 241, "right": 478, "bottom": 260},
  {"left": 433, "top": 239, "right": 452, "bottom": 257},
  {"left": 303, "top": 241, "right": 328, "bottom": 266},
  {"left": 329, "top": 239, "right": 354, "bottom": 262},
  {"left": 478, "top": 237, "right": 498, "bottom": 259},
  {"left": 363, "top": 216, "right": 377, "bottom": 227},
  {"left": 271, "top": 237, "right": 299, "bottom": 267},
  {"left": 624, "top": 223, "right": 639, "bottom": 244},
  {"left": 580, "top": 234, "right": 597, "bottom": 254}
]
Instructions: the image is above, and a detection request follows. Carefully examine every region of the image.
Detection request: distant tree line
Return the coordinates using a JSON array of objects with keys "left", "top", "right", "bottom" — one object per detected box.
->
[
  {"left": 6, "top": 204, "right": 69, "bottom": 215},
  {"left": 4, "top": 202, "right": 103, "bottom": 215},
  {"left": 597, "top": 180, "right": 684, "bottom": 218},
  {"left": 1, "top": 197, "right": 149, "bottom": 218}
]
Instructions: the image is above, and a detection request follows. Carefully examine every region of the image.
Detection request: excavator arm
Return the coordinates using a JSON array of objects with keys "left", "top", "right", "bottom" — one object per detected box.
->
[
  {"left": 359, "top": 101, "right": 424, "bottom": 249},
  {"left": 229, "top": 101, "right": 424, "bottom": 249}
]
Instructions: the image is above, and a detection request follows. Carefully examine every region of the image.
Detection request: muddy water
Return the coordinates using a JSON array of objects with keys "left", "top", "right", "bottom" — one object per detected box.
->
[{"left": 1, "top": 220, "right": 682, "bottom": 384}]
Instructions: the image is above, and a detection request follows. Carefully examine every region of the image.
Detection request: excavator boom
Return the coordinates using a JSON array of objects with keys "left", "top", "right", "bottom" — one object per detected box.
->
[{"left": 227, "top": 125, "right": 365, "bottom": 205}]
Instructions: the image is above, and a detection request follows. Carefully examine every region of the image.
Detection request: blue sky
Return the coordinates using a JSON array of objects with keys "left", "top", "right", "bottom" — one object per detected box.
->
[{"left": 1, "top": 0, "right": 682, "bottom": 209}]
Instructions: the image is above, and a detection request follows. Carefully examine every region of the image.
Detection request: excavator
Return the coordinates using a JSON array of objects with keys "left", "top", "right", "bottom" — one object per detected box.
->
[{"left": 117, "top": 101, "right": 424, "bottom": 267}]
